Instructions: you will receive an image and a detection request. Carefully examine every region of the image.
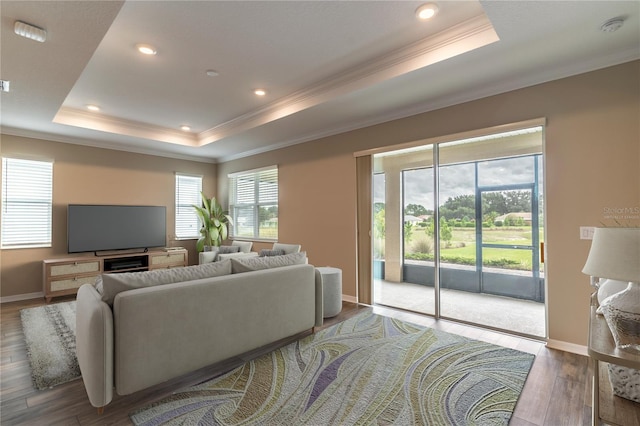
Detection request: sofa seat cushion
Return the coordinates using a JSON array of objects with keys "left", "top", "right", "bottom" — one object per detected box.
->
[
  {"left": 231, "top": 251, "right": 307, "bottom": 273},
  {"left": 98, "top": 259, "right": 232, "bottom": 305}
]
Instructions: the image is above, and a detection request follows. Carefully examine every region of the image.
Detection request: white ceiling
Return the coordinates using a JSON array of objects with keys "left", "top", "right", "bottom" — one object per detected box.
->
[{"left": 1, "top": 1, "right": 638, "bottom": 163}]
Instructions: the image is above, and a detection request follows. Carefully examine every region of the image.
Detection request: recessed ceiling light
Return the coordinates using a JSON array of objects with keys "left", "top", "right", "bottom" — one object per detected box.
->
[
  {"left": 180, "top": 125, "right": 191, "bottom": 132},
  {"left": 206, "top": 70, "right": 219, "bottom": 77},
  {"left": 416, "top": 3, "right": 439, "bottom": 20},
  {"left": 254, "top": 89, "right": 267, "bottom": 96},
  {"left": 136, "top": 44, "right": 157, "bottom": 55},
  {"left": 86, "top": 104, "right": 100, "bottom": 112}
]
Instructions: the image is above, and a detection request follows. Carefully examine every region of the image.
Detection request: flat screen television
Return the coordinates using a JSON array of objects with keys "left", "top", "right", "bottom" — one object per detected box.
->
[{"left": 67, "top": 205, "right": 166, "bottom": 253}]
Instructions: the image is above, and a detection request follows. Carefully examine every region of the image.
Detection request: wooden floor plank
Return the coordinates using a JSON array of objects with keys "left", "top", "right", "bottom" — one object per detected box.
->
[
  {"left": 544, "top": 376, "right": 586, "bottom": 426},
  {"left": 0, "top": 297, "right": 619, "bottom": 426}
]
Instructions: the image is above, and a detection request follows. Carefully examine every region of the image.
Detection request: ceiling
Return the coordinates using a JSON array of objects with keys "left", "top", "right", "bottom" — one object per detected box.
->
[{"left": 1, "top": 1, "right": 638, "bottom": 164}]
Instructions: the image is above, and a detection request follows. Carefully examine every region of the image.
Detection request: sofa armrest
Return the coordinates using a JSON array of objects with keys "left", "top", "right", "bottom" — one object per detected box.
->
[
  {"left": 76, "top": 284, "right": 114, "bottom": 409},
  {"left": 199, "top": 251, "right": 218, "bottom": 264}
]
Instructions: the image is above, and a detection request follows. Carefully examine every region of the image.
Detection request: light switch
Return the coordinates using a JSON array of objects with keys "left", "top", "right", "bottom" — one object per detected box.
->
[{"left": 580, "top": 226, "right": 595, "bottom": 240}]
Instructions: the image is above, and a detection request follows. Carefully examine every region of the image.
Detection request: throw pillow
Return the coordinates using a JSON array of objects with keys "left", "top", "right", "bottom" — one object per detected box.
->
[
  {"left": 99, "top": 259, "right": 232, "bottom": 305},
  {"left": 218, "top": 245, "right": 240, "bottom": 254},
  {"left": 231, "top": 251, "right": 307, "bottom": 273},
  {"left": 259, "top": 249, "right": 286, "bottom": 257}
]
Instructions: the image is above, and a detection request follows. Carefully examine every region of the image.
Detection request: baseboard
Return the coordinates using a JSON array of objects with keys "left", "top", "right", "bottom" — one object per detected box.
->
[
  {"left": 0, "top": 292, "right": 44, "bottom": 304},
  {"left": 546, "top": 339, "right": 588, "bottom": 356},
  {"left": 342, "top": 294, "right": 357, "bottom": 304}
]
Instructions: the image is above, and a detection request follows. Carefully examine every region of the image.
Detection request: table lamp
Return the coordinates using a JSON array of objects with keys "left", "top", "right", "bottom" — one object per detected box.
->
[{"left": 582, "top": 227, "right": 640, "bottom": 353}]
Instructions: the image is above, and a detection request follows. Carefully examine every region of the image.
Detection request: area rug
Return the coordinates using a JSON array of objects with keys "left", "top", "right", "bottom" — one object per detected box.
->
[
  {"left": 20, "top": 301, "right": 81, "bottom": 390},
  {"left": 131, "top": 310, "right": 535, "bottom": 425}
]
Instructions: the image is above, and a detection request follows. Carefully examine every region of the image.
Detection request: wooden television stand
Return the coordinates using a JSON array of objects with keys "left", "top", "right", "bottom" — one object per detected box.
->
[{"left": 42, "top": 248, "right": 187, "bottom": 303}]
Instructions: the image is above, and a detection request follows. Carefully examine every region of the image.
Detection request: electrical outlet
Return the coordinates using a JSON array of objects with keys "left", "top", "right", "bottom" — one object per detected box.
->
[{"left": 580, "top": 226, "right": 595, "bottom": 240}]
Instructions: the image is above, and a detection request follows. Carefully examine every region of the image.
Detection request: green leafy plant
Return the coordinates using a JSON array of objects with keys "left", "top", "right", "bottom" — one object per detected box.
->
[{"left": 192, "top": 192, "right": 233, "bottom": 252}]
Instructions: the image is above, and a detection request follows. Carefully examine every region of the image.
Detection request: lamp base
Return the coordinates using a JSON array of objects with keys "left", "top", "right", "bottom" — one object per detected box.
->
[{"left": 601, "top": 282, "right": 640, "bottom": 353}]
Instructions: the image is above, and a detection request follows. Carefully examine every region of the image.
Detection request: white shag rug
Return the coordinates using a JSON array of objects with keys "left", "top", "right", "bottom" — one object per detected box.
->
[{"left": 20, "top": 301, "right": 81, "bottom": 390}]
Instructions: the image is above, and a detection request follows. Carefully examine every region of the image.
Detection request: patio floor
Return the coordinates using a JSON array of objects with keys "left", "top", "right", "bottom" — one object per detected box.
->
[{"left": 374, "top": 279, "right": 546, "bottom": 338}]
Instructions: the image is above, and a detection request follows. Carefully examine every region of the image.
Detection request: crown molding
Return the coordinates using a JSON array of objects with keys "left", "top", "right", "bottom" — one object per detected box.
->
[
  {"left": 53, "top": 107, "right": 199, "bottom": 147},
  {"left": 199, "top": 14, "right": 499, "bottom": 146},
  {"left": 218, "top": 53, "right": 639, "bottom": 163},
  {"left": 0, "top": 126, "right": 216, "bottom": 164}
]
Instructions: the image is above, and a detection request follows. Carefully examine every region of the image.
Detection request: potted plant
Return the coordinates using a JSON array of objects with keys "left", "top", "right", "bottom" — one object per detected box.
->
[{"left": 192, "top": 192, "right": 233, "bottom": 252}]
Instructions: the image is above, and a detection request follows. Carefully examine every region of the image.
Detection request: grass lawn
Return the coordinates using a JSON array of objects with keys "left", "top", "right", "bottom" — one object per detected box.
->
[{"left": 406, "top": 226, "right": 544, "bottom": 271}]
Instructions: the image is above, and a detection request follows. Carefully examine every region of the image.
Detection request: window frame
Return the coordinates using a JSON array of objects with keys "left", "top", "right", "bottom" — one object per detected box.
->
[
  {"left": 1, "top": 157, "right": 54, "bottom": 249},
  {"left": 228, "top": 165, "right": 278, "bottom": 241},
  {"left": 174, "top": 173, "right": 203, "bottom": 240}
]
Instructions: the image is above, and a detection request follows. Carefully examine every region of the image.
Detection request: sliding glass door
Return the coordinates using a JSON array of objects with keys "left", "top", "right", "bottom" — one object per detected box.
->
[
  {"left": 370, "top": 124, "right": 546, "bottom": 338},
  {"left": 372, "top": 147, "right": 436, "bottom": 315}
]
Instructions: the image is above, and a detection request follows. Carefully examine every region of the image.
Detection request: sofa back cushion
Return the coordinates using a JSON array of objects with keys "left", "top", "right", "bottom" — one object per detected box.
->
[
  {"left": 272, "top": 243, "right": 301, "bottom": 254},
  {"left": 231, "top": 251, "right": 307, "bottom": 273},
  {"left": 231, "top": 240, "right": 253, "bottom": 253},
  {"left": 97, "top": 259, "right": 232, "bottom": 305}
]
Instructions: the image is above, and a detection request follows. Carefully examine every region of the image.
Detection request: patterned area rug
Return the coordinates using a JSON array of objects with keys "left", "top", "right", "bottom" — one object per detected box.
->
[
  {"left": 131, "top": 310, "right": 535, "bottom": 425},
  {"left": 20, "top": 301, "right": 80, "bottom": 390}
]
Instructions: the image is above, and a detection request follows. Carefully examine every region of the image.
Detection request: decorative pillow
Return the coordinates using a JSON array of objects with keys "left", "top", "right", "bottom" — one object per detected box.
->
[
  {"left": 231, "top": 241, "right": 253, "bottom": 253},
  {"left": 231, "top": 251, "right": 307, "bottom": 273},
  {"left": 218, "top": 245, "right": 240, "bottom": 254},
  {"left": 259, "top": 249, "right": 286, "bottom": 257},
  {"left": 99, "top": 259, "right": 232, "bottom": 305}
]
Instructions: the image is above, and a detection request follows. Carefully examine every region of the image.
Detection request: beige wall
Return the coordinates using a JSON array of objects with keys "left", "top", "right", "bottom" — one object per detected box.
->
[
  {"left": 0, "top": 136, "right": 216, "bottom": 298},
  {"left": 219, "top": 60, "right": 640, "bottom": 346}
]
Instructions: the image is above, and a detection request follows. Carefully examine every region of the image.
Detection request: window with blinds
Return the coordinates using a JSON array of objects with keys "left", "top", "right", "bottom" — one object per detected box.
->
[
  {"left": 175, "top": 174, "right": 202, "bottom": 239},
  {"left": 1, "top": 157, "right": 53, "bottom": 248},
  {"left": 229, "top": 166, "right": 278, "bottom": 240}
]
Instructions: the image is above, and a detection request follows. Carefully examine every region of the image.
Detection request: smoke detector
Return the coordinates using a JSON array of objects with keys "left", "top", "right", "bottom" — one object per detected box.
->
[{"left": 600, "top": 18, "right": 624, "bottom": 33}]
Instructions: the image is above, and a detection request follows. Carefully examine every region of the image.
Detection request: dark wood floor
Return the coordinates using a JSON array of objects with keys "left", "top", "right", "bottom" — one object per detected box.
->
[{"left": 1, "top": 297, "right": 639, "bottom": 425}]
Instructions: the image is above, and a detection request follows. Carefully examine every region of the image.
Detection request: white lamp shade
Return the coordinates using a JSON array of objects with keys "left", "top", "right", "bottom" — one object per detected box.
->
[{"left": 582, "top": 228, "right": 640, "bottom": 282}]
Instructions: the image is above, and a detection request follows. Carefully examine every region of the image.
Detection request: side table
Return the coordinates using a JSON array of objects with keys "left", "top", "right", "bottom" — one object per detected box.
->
[
  {"left": 316, "top": 267, "right": 342, "bottom": 318},
  {"left": 588, "top": 294, "right": 640, "bottom": 426}
]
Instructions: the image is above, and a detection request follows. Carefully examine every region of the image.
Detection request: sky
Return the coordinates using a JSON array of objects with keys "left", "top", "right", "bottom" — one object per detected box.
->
[{"left": 374, "top": 155, "right": 543, "bottom": 210}]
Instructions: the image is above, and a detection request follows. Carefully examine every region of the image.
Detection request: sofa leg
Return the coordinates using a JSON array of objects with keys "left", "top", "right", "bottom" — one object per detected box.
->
[
  {"left": 312, "top": 326, "right": 317, "bottom": 334},
  {"left": 97, "top": 406, "right": 104, "bottom": 415}
]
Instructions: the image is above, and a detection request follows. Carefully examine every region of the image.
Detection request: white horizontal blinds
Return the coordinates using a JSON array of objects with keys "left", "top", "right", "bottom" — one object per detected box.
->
[
  {"left": 229, "top": 166, "right": 278, "bottom": 239},
  {"left": 1, "top": 157, "right": 53, "bottom": 248},
  {"left": 175, "top": 174, "right": 202, "bottom": 239}
]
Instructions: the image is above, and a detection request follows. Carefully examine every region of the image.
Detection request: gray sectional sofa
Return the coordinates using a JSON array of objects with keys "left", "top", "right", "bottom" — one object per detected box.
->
[{"left": 75, "top": 253, "right": 323, "bottom": 412}]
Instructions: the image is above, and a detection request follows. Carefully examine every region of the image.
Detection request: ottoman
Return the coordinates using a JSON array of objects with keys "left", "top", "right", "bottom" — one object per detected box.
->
[{"left": 316, "top": 267, "right": 342, "bottom": 318}]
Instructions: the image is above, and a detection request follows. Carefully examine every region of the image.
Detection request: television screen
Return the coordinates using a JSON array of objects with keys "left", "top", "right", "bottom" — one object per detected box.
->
[{"left": 67, "top": 205, "right": 166, "bottom": 253}]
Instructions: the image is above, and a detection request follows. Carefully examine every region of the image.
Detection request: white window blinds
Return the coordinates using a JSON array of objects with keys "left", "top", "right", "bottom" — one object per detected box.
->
[
  {"left": 1, "top": 157, "right": 53, "bottom": 248},
  {"left": 175, "top": 174, "right": 202, "bottom": 239},
  {"left": 229, "top": 166, "right": 278, "bottom": 240}
]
